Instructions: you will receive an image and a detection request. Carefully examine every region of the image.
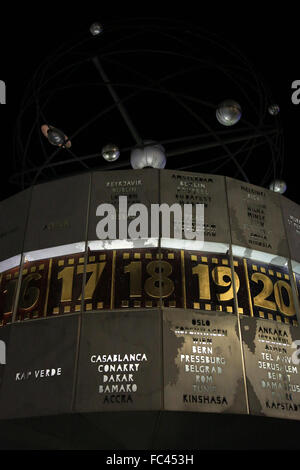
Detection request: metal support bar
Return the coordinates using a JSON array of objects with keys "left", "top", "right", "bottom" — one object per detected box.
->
[
  {"left": 92, "top": 56, "right": 143, "bottom": 146},
  {"left": 224, "top": 177, "right": 250, "bottom": 415},
  {"left": 166, "top": 130, "right": 274, "bottom": 157},
  {"left": 10, "top": 129, "right": 278, "bottom": 185}
]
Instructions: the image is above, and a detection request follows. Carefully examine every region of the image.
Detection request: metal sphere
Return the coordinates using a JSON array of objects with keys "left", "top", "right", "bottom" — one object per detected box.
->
[
  {"left": 268, "top": 104, "right": 280, "bottom": 116},
  {"left": 47, "top": 127, "right": 68, "bottom": 147},
  {"left": 130, "top": 143, "right": 166, "bottom": 169},
  {"left": 101, "top": 143, "right": 120, "bottom": 162},
  {"left": 90, "top": 22, "right": 103, "bottom": 36},
  {"left": 41, "top": 125, "right": 71, "bottom": 148},
  {"left": 15, "top": 20, "right": 285, "bottom": 188},
  {"left": 269, "top": 179, "right": 287, "bottom": 194},
  {"left": 216, "top": 100, "right": 242, "bottom": 126}
]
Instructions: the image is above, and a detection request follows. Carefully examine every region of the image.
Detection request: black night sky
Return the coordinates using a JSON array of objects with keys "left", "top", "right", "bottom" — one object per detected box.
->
[
  {"left": 1, "top": 5, "right": 300, "bottom": 456},
  {"left": 0, "top": 4, "right": 299, "bottom": 203}
]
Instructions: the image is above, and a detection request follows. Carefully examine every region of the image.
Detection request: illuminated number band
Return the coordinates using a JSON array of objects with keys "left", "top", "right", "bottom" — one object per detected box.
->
[{"left": 0, "top": 249, "right": 298, "bottom": 326}]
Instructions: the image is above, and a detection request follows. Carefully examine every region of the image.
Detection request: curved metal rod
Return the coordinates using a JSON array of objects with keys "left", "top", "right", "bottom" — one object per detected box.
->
[
  {"left": 99, "top": 54, "right": 281, "bottom": 182},
  {"left": 28, "top": 80, "right": 224, "bottom": 185},
  {"left": 92, "top": 56, "right": 143, "bottom": 146},
  {"left": 10, "top": 126, "right": 269, "bottom": 183},
  {"left": 95, "top": 55, "right": 271, "bottom": 182},
  {"left": 178, "top": 137, "right": 264, "bottom": 172},
  {"left": 10, "top": 129, "right": 277, "bottom": 185},
  {"left": 14, "top": 20, "right": 283, "bottom": 188}
]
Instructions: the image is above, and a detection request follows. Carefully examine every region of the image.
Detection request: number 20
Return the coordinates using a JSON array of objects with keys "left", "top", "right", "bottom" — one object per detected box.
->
[{"left": 251, "top": 272, "right": 295, "bottom": 317}]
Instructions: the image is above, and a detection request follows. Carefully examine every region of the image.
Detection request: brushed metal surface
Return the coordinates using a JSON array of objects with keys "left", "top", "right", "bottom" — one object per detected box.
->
[
  {"left": 23, "top": 173, "right": 90, "bottom": 252},
  {"left": 226, "top": 177, "right": 289, "bottom": 257},
  {"left": 0, "top": 315, "right": 79, "bottom": 419},
  {"left": 163, "top": 308, "right": 247, "bottom": 414},
  {"left": 281, "top": 195, "right": 300, "bottom": 263},
  {"left": 0, "top": 189, "right": 31, "bottom": 262},
  {"left": 241, "top": 315, "right": 300, "bottom": 420},
  {"left": 88, "top": 169, "right": 159, "bottom": 241},
  {"left": 75, "top": 309, "right": 162, "bottom": 412},
  {"left": 160, "top": 170, "right": 230, "bottom": 243}
]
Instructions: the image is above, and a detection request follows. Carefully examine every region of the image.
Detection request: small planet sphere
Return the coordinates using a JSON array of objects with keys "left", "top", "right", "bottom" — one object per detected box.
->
[
  {"left": 90, "top": 22, "right": 103, "bottom": 36},
  {"left": 269, "top": 179, "right": 287, "bottom": 194},
  {"left": 41, "top": 125, "right": 71, "bottom": 148},
  {"left": 268, "top": 104, "right": 280, "bottom": 116},
  {"left": 216, "top": 100, "right": 242, "bottom": 126},
  {"left": 47, "top": 127, "right": 68, "bottom": 147},
  {"left": 130, "top": 143, "right": 166, "bottom": 169},
  {"left": 102, "top": 143, "right": 120, "bottom": 162}
]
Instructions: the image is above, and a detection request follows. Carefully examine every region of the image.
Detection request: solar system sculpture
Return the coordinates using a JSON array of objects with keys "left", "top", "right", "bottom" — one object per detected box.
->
[{"left": 0, "top": 19, "right": 300, "bottom": 450}]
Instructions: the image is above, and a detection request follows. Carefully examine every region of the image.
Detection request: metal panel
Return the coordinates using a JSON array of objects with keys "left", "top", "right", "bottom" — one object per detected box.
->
[
  {"left": 241, "top": 316, "right": 300, "bottom": 420},
  {"left": 226, "top": 177, "right": 289, "bottom": 257},
  {"left": 294, "top": 272, "right": 300, "bottom": 311},
  {"left": 160, "top": 170, "right": 230, "bottom": 243},
  {"left": 281, "top": 196, "right": 300, "bottom": 263},
  {"left": 88, "top": 169, "right": 159, "bottom": 241},
  {"left": 81, "top": 247, "right": 183, "bottom": 312},
  {"left": 163, "top": 308, "right": 247, "bottom": 413},
  {"left": 0, "top": 264, "right": 21, "bottom": 326},
  {"left": 237, "top": 257, "right": 297, "bottom": 326},
  {"left": 0, "top": 189, "right": 31, "bottom": 262},
  {"left": 183, "top": 250, "right": 236, "bottom": 313},
  {"left": 14, "top": 252, "right": 85, "bottom": 321},
  {"left": 81, "top": 249, "right": 112, "bottom": 313},
  {"left": 16, "top": 257, "right": 51, "bottom": 321},
  {"left": 112, "top": 248, "right": 180, "bottom": 310},
  {"left": 24, "top": 173, "right": 90, "bottom": 252},
  {"left": 0, "top": 325, "right": 11, "bottom": 392},
  {"left": 0, "top": 315, "right": 79, "bottom": 419},
  {"left": 75, "top": 310, "right": 162, "bottom": 412},
  {"left": 113, "top": 248, "right": 160, "bottom": 310}
]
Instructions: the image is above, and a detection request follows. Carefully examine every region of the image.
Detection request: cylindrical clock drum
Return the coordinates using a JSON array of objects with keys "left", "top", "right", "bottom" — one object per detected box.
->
[{"left": 0, "top": 169, "right": 300, "bottom": 449}]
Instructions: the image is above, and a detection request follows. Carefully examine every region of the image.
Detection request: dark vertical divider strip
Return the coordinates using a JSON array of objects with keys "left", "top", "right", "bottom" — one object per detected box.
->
[
  {"left": 279, "top": 196, "right": 300, "bottom": 323},
  {"left": 12, "top": 186, "right": 33, "bottom": 323},
  {"left": 71, "top": 171, "right": 92, "bottom": 412},
  {"left": 224, "top": 176, "right": 250, "bottom": 414}
]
